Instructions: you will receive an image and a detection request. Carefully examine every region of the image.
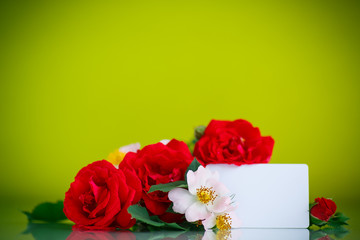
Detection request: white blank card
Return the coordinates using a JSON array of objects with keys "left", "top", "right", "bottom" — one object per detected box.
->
[{"left": 207, "top": 164, "right": 309, "bottom": 228}]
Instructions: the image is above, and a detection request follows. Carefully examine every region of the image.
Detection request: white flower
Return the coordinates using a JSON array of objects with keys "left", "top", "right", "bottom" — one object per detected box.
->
[
  {"left": 201, "top": 230, "right": 216, "bottom": 240},
  {"left": 159, "top": 139, "right": 170, "bottom": 145},
  {"left": 201, "top": 229, "right": 234, "bottom": 240},
  {"left": 118, "top": 142, "right": 141, "bottom": 153},
  {"left": 168, "top": 166, "right": 232, "bottom": 223},
  {"left": 202, "top": 208, "right": 241, "bottom": 230}
]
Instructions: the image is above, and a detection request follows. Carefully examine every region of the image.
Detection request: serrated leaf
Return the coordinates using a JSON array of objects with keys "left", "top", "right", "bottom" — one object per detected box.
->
[
  {"left": 148, "top": 181, "right": 187, "bottom": 193},
  {"left": 128, "top": 205, "right": 164, "bottom": 227},
  {"left": 22, "top": 201, "right": 67, "bottom": 222}
]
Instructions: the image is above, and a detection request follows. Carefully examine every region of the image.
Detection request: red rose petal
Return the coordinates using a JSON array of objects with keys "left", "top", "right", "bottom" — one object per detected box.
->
[
  {"left": 194, "top": 119, "right": 274, "bottom": 166},
  {"left": 64, "top": 160, "right": 141, "bottom": 230}
]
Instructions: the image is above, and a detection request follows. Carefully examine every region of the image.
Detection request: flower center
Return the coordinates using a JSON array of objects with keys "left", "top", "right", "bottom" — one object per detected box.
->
[
  {"left": 216, "top": 213, "right": 232, "bottom": 230},
  {"left": 196, "top": 186, "right": 217, "bottom": 204},
  {"left": 216, "top": 229, "right": 232, "bottom": 240}
]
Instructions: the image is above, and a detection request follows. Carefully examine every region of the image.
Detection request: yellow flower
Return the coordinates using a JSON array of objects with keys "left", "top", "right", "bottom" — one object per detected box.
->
[
  {"left": 107, "top": 143, "right": 140, "bottom": 167},
  {"left": 107, "top": 150, "right": 127, "bottom": 166}
]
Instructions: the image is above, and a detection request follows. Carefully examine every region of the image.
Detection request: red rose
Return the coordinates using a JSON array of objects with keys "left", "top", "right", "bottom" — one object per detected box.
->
[
  {"left": 67, "top": 230, "right": 136, "bottom": 240},
  {"left": 119, "top": 139, "right": 193, "bottom": 222},
  {"left": 64, "top": 160, "right": 142, "bottom": 230},
  {"left": 193, "top": 119, "right": 274, "bottom": 166},
  {"left": 310, "top": 197, "right": 337, "bottom": 222}
]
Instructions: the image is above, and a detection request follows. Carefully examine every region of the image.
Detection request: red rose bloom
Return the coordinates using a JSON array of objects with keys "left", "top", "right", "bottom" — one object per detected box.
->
[
  {"left": 193, "top": 119, "right": 274, "bottom": 166},
  {"left": 64, "top": 160, "right": 142, "bottom": 230},
  {"left": 119, "top": 139, "right": 193, "bottom": 222},
  {"left": 310, "top": 197, "right": 337, "bottom": 222}
]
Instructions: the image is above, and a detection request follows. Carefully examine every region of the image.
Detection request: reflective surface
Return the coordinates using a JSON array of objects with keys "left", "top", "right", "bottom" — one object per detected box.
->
[
  {"left": 1, "top": 201, "right": 358, "bottom": 240},
  {"left": 14, "top": 225, "right": 352, "bottom": 240}
]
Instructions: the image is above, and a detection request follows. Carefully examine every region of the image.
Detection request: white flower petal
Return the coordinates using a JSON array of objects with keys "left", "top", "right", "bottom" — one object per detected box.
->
[
  {"left": 159, "top": 139, "right": 170, "bottom": 145},
  {"left": 188, "top": 166, "right": 212, "bottom": 195},
  {"left": 204, "top": 166, "right": 220, "bottom": 182},
  {"left": 202, "top": 230, "right": 216, "bottom": 240},
  {"left": 205, "top": 178, "right": 229, "bottom": 196},
  {"left": 187, "top": 170, "right": 197, "bottom": 195},
  {"left": 202, "top": 214, "right": 217, "bottom": 229},
  {"left": 185, "top": 201, "right": 211, "bottom": 222},
  {"left": 229, "top": 211, "right": 241, "bottom": 228},
  {"left": 207, "top": 196, "right": 232, "bottom": 213},
  {"left": 119, "top": 143, "right": 141, "bottom": 153},
  {"left": 168, "top": 188, "right": 196, "bottom": 214}
]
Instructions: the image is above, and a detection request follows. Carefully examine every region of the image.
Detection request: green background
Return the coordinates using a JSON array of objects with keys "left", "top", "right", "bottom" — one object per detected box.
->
[{"left": 0, "top": 0, "right": 359, "bottom": 237}]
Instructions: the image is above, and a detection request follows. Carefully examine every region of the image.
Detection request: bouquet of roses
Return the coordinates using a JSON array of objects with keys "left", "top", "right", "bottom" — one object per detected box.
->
[
  {"left": 23, "top": 119, "right": 348, "bottom": 232},
  {"left": 62, "top": 119, "right": 274, "bottom": 231}
]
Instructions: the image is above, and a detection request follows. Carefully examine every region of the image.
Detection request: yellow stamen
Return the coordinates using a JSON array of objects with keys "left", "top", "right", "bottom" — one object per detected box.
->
[
  {"left": 216, "top": 213, "right": 232, "bottom": 230},
  {"left": 196, "top": 186, "right": 217, "bottom": 204},
  {"left": 216, "top": 229, "right": 232, "bottom": 240}
]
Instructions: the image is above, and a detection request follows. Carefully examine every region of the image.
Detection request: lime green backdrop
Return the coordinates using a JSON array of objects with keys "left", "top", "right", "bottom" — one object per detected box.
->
[{"left": 0, "top": 0, "right": 359, "bottom": 209}]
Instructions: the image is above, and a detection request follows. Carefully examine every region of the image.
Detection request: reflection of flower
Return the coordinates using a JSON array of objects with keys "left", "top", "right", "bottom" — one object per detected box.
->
[
  {"left": 311, "top": 198, "right": 337, "bottom": 222},
  {"left": 201, "top": 230, "right": 232, "bottom": 240},
  {"left": 66, "top": 230, "right": 136, "bottom": 240},
  {"left": 202, "top": 230, "right": 216, "bottom": 240},
  {"left": 107, "top": 143, "right": 140, "bottom": 167},
  {"left": 169, "top": 166, "right": 232, "bottom": 223},
  {"left": 318, "top": 236, "right": 332, "bottom": 240}
]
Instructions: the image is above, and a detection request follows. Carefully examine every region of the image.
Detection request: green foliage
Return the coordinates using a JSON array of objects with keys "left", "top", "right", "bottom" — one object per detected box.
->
[
  {"left": 22, "top": 201, "right": 67, "bottom": 223},
  {"left": 128, "top": 205, "right": 185, "bottom": 230},
  {"left": 310, "top": 215, "right": 327, "bottom": 227},
  {"left": 128, "top": 205, "right": 164, "bottom": 227},
  {"left": 310, "top": 226, "right": 349, "bottom": 240},
  {"left": 148, "top": 181, "right": 187, "bottom": 193},
  {"left": 310, "top": 212, "right": 349, "bottom": 228},
  {"left": 22, "top": 222, "right": 72, "bottom": 240},
  {"left": 327, "top": 212, "right": 349, "bottom": 227}
]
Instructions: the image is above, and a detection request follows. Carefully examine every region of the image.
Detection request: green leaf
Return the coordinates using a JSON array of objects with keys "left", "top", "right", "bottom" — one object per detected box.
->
[
  {"left": 327, "top": 212, "right": 349, "bottom": 227},
  {"left": 148, "top": 181, "right": 187, "bottom": 193},
  {"left": 310, "top": 215, "right": 327, "bottom": 227},
  {"left": 22, "top": 201, "right": 67, "bottom": 222},
  {"left": 128, "top": 205, "right": 189, "bottom": 231},
  {"left": 332, "top": 212, "right": 349, "bottom": 223},
  {"left": 128, "top": 205, "right": 164, "bottom": 227},
  {"left": 164, "top": 222, "right": 187, "bottom": 230}
]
